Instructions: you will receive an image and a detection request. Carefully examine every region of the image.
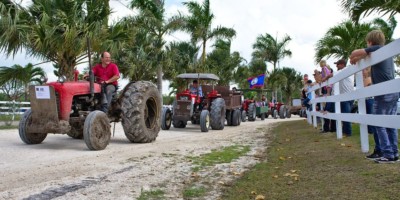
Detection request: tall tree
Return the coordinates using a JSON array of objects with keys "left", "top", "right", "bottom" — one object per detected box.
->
[
  {"left": 164, "top": 41, "right": 199, "bottom": 94},
  {"left": 314, "top": 18, "right": 397, "bottom": 63},
  {"left": 129, "top": 0, "right": 183, "bottom": 94},
  {"left": 279, "top": 67, "right": 303, "bottom": 105},
  {"left": 0, "top": 0, "right": 117, "bottom": 80},
  {"left": 206, "top": 39, "right": 243, "bottom": 86},
  {"left": 341, "top": 0, "right": 400, "bottom": 23},
  {"left": 252, "top": 33, "right": 292, "bottom": 72},
  {"left": 182, "top": 0, "right": 236, "bottom": 68},
  {"left": 0, "top": 63, "right": 46, "bottom": 100},
  {"left": 314, "top": 20, "right": 372, "bottom": 63}
]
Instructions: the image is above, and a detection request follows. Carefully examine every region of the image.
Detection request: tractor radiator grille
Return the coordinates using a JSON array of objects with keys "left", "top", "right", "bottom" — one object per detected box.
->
[{"left": 55, "top": 91, "right": 60, "bottom": 118}]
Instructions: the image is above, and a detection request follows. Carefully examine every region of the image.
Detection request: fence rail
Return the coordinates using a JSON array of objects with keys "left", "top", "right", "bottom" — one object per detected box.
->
[
  {"left": 0, "top": 101, "right": 30, "bottom": 115},
  {"left": 307, "top": 38, "right": 400, "bottom": 153}
]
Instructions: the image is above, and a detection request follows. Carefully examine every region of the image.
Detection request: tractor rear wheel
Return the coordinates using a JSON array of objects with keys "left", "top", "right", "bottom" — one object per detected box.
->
[
  {"left": 83, "top": 111, "right": 111, "bottom": 150},
  {"left": 226, "top": 110, "right": 233, "bottom": 126},
  {"left": 232, "top": 109, "right": 241, "bottom": 126},
  {"left": 210, "top": 98, "right": 226, "bottom": 130},
  {"left": 200, "top": 110, "right": 210, "bottom": 132},
  {"left": 161, "top": 107, "right": 172, "bottom": 130},
  {"left": 279, "top": 105, "right": 287, "bottom": 119},
  {"left": 248, "top": 103, "right": 256, "bottom": 121},
  {"left": 121, "top": 81, "right": 161, "bottom": 143},
  {"left": 273, "top": 109, "right": 278, "bottom": 119},
  {"left": 241, "top": 110, "right": 247, "bottom": 122},
  {"left": 19, "top": 109, "right": 47, "bottom": 144},
  {"left": 286, "top": 107, "right": 292, "bottom": 118}
]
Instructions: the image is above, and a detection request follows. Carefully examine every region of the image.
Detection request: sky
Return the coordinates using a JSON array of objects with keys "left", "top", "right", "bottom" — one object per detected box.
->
[{"left": 1, "top": 0, "right": 400, "bottom": 94}]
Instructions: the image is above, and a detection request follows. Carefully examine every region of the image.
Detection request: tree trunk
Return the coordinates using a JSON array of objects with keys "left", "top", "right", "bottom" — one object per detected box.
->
[
  {"left": 201, "top": 39, "right": 207, "bottom": 70},
  {"left": 157, "top": 64, "right": 163, "bottom": 105}
]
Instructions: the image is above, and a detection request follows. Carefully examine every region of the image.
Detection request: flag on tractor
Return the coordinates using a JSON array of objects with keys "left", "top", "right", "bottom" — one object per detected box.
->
[{"left": 247, "top": 74, "right": 265, "bottom": 88}]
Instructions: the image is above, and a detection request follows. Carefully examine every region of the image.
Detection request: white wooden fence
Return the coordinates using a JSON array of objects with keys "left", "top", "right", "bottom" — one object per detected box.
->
[
  {"left": 307, "top": 38, "right": 400, "bottom": 153},
  {"left": 0, "top": 101, "right": 30, "bottom": 115}
]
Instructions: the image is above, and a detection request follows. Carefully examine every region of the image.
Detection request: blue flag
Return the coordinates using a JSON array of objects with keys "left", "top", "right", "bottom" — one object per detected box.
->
[{"left": 247, "top": 74, "right": 265, "bottom": 88}]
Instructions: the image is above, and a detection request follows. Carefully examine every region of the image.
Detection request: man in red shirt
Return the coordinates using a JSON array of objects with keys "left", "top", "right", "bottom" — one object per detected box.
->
[{"left": 92, "top": 51, "right": 120, "bottom": 112}]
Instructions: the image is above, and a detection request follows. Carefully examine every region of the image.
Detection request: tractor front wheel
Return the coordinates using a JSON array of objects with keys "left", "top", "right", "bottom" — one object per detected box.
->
[
  {"left": 83, "top": 111, "right": 111, "bottom": 150},
  {"left": 161, "top": 107, "right": 172, "bottom": 130},
  {"left": 200, "top": 110, "right": 210, "bottom": 132},
  {"left": 19, "top": 109, "right": 47, "bottom": 144}
]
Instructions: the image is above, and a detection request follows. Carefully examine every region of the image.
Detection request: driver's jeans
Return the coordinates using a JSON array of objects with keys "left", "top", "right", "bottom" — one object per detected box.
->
[{"left": 101, "top": 84, "right": 116, "bottom": 113}]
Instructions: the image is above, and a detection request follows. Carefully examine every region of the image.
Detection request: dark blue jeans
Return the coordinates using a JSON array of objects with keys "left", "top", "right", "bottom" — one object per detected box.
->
[
  {"left": 340, "top": 100, "right": 354, "bottom": 136},
  {"left": 374, "top": 93, "right": 399, "bottom": 159},
  {"left": 323, "top": 102, "right": 336, "bottom": 132},
  {"left": 366, "top": 98, "right": 380, "bottom": 152}
]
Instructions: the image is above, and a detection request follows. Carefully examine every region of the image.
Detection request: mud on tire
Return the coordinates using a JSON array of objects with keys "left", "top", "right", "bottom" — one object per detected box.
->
[
  {"left": 210, "top": 98, "right": 226, "bottom": 130},
  {"left": 121, "top": 81, "right": 161, "bottom": 143},
  {"left": 19, "top": 109, "right": 47, "bottom": 144}
]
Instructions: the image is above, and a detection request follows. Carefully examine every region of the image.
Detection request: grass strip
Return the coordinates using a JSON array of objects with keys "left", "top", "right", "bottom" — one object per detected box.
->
[{"left": 222, "top": 120, "right": 400, "bottom": 200}]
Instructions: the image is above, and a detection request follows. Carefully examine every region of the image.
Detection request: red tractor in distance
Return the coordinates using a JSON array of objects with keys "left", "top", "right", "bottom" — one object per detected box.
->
[
  {"left": 19, "top": 48, "right": 161, "bottom": 150},
  {"left": 161, "top": 73, "right": 226, "bottom": 132}
]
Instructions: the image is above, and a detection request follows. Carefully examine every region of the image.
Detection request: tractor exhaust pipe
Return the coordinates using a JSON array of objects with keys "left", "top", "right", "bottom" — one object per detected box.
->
[{"left": 87, "top": 37, "right": 94, "bottom": 103}]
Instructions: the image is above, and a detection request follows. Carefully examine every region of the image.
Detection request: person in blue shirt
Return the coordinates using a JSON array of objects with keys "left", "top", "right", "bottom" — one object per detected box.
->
[
  {"left": 302, "top": 80, "right": 313, "bottom": 110},
  {"left": 350, "top": 30, "right": 399, "bottom": 163},
  {"left": 189, "top": 80, "right": 203, "bottom": 97}
]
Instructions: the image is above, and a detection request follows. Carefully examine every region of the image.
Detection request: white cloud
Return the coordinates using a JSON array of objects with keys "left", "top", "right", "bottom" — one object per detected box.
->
[{"left": 1, "top": 0, "right": 400, "bottom": 93}]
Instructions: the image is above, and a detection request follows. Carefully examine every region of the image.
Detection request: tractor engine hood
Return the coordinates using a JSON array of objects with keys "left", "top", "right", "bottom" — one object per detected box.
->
[
  {"left": 47, "top": 81, "right": 101, "bottom": 95},
  {"left": 45, "top": 81, "right": 102, "bottom": 120}
]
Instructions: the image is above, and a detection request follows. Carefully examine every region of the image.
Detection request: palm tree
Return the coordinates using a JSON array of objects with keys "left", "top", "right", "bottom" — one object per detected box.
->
[
  {"left": 314, "top": 18, "right": 397, "bottom": 63},
  {"left": 279, "top": 67, "right": 303, "bottom": 105},
  {"left": 314, "top": 20, "right": 372, "bottom": 63},
  {"left": 206, "top": 39, "right": 244, "bottom": 86},
  {"left": 0, "top": 63, "right": 46, "bottom": 100},
  {"left": 0, "top": 0, "right": 115, "bottom": 80},
  {"left": 164, "top": 41, "right": 199, "bottom": 95},
  {"left": 371, "top": 16, "right": 397, "bottom": 43},
  {"left": 265, "top": 68, "right": 286, "bottom": 102},
  {"left": 182, "top": 0, "right": 236, "bottom": 67},
  {"left": 341, "top": 0, "right": 400, "bottom": 22},
  {"left": 252, "top": 33, "right": 292, "bottom": 72},
  {"left": 129, "top": 0, "right": 183, "bottom": 94}
]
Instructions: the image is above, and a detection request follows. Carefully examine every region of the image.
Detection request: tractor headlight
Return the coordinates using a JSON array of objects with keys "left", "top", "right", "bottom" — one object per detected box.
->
[{"left": 57, "top": 75, "right": 66, "bottom": 83}]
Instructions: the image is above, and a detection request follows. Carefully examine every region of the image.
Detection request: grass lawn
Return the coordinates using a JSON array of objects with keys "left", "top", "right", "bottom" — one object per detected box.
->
[{"left": 222, "top": 120, "right": 400, "bottom": 200}]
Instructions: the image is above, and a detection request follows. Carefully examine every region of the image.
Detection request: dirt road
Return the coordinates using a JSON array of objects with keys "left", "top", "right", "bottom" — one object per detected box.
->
[{"left": 0, "top": 116, "right": 303, "bottom": 199}]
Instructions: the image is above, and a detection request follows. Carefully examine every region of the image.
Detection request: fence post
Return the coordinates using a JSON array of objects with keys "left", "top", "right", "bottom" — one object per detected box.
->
[
  {"left": 355, "top": 70, "right": 369, "bottom": 153},
  {"left": 333, "top": 73, "right": 343, "bottom": 139}
]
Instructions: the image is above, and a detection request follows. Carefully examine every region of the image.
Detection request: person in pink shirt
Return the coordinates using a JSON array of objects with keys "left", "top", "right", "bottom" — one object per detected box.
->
[
  {"left": 319, "top": 60, "right": 332, "bottom": 95},
  {"left": 92, "top": 51, "right": 120, "bottom": 112}
]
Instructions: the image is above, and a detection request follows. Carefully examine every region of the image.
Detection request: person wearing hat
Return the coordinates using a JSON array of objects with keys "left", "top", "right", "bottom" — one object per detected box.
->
[{"left": 333, "top": 59, "right": 354, "bottom": 137}]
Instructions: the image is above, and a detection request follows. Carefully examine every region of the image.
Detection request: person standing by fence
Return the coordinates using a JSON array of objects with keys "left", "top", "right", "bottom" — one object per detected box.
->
[
  {"left": 350, "top": 30, "right": 399, "bottom": 164},
  {"left": 363, "top": 67, "right": 381, "bottom": 159},
  {"left": 333, "top": 59, "right": 354, "bottom": 137}
]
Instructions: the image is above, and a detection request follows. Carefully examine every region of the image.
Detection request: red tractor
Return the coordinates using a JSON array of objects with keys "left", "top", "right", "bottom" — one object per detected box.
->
[
  {"left": 161, "top": 73, "right": 226, "bottom": 132},
  {"left": 266, "top": 101, "right": 290, "bottom": 119},
  {"left": 19, "top": 56, "right": 161, "bottom": 150}
]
